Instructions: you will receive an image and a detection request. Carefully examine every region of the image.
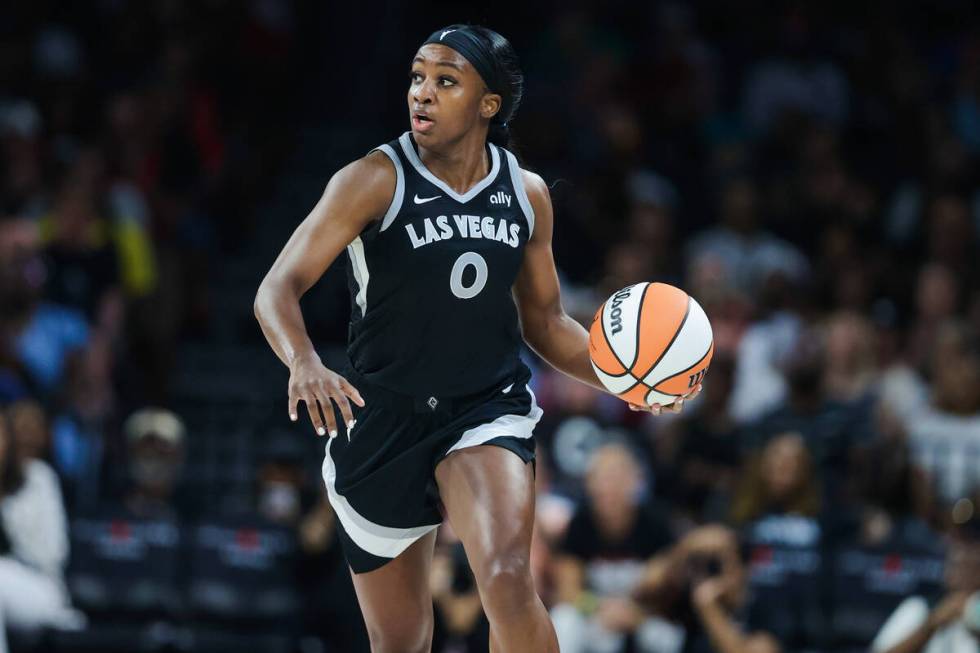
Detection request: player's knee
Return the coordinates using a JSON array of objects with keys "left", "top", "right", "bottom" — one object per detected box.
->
[
  {"left": 476, "top": 550, "right": 535, "bottom": 608},
  {"left": 366, "top": 613, "right": 433, "bottom": 653}
]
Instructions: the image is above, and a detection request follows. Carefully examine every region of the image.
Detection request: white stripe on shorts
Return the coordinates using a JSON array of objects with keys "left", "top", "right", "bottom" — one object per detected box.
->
[
  {"left": 445, "top": 385, "right": 542, "bottom": 455},
  {"left": 322, "top": 441, "right": 439, "bottom": 560}
]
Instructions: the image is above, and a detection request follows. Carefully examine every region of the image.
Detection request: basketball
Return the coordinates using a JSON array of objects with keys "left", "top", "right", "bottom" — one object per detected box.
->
[{"left": 589, "top": 282, "right": 714, "bottom": 407}]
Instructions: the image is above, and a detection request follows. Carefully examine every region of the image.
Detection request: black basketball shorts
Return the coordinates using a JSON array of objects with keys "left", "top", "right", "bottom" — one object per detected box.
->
[{"left": 321, "top": 363, "right": 541, "bottom": 574}]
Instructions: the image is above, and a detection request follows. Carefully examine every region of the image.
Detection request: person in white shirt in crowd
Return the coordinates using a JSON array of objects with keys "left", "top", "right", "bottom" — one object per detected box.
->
[
  {"left": 0, "top": 407, "right": 83, "bottom": 653},
  {"left": 905, "top": 322, "right": 980, "bottom": 505},
  {"left": 872, "top": 522, "right": 980, "bottom": 653}
]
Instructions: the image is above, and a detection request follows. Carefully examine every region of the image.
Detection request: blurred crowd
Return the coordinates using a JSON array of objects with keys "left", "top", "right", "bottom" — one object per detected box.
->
[{"left": 2, "top": 2, "right": 980, "bottom": 653}]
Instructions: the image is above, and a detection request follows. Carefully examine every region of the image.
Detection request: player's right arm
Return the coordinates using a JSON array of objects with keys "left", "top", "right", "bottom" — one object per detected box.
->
[{"left": 254, "top": 150, "right": 395, "bottom": 437}]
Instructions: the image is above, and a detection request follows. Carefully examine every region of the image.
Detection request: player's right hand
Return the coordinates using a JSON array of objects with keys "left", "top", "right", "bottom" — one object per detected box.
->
[{"left": 288, "top": 353, "right": 365, "bottom": 438}]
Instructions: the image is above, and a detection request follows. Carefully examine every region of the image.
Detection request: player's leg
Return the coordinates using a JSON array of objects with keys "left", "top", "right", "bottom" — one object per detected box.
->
[
  {"left": 348, "top": 529, "right": 438, "bottom": 653},
  {"left": 435, "top": 445, "right": 559, "bottom": 653}
]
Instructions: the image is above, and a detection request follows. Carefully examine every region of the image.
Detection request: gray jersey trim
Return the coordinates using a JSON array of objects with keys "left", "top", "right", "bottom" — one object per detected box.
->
[
  {"left": 397, "top": 132, "right": 501, "bottom": 203},
  {"left": 346, "top": 236, "right": 370, "bottom": 317},
  {"left": 369, "top": 144, "right": 406, "bottom": 232},
  {"left": 504, "top": 149, "right": 535, "bottom": 237}
]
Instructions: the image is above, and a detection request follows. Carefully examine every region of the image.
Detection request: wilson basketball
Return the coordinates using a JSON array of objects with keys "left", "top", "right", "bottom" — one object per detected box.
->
[{"left": 589, "top": 282, "right": 714, "bottom": 406}]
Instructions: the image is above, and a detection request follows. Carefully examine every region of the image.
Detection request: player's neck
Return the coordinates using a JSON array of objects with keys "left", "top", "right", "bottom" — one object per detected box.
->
[{"left": 417, "top": 132, "right": 489, "bottom": 196}]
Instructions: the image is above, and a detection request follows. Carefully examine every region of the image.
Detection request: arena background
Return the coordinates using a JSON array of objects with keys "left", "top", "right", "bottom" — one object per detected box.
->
[{"left": 1, "top": 1, "right": 979, "bottom": 652}]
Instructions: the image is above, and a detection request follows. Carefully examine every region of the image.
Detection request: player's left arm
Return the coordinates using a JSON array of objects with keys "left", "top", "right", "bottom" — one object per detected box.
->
[
  {"left": 513, "top": 169, "right": 695, "bottom": 414},
  {"left": 513, "top": 170, "right": 606, "bottom": 394}
]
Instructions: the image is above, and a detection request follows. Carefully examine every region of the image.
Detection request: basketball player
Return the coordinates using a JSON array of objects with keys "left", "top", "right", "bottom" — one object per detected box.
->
[{"left": 254, "top": 24, "right": 701, "bottom": 653}]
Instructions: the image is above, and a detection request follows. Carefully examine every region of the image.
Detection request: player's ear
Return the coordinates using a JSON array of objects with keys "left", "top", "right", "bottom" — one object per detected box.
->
[{"left": 480, "top": 92, "right": 501, "bottom": 121}]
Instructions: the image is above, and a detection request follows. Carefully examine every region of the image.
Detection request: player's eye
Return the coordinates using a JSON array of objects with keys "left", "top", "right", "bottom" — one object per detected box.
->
[
  {"left": 439, "top": 76, "right": 456, "bottom": 86},
  {"left": 410, "top": 71, "right": 423, "bottom": 83}
]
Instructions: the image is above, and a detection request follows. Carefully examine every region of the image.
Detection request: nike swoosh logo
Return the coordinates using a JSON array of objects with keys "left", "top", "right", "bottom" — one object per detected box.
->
[
  {"left": 414, "top": 194, "right": 441, "bottom": 204},
  {"left": 502, "top": 383, "right": 514, "bottom": 394},
  {"left": 440, "top": 29, "right": 456, "bottom": 41}
]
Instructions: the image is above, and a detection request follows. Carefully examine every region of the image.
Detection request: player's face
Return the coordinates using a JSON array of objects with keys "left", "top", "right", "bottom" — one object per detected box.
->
[{"left": 408, "top": 44, "right": 501, "bottom": 146}]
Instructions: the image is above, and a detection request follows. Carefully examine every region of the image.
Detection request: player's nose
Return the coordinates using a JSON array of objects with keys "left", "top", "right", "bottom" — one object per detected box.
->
[{"left": 413, "top": 80, "right": 436, "bottom": 104}]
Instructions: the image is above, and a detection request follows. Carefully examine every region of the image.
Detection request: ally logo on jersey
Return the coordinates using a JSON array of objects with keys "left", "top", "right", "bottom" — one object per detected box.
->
[{"left": 405, "top": 214, "right": 521, "bottom": 250}]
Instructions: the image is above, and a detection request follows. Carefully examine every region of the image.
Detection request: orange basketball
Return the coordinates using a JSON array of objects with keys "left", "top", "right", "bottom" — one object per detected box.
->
[{"left": 589, "top": 282, "right": 714, "bottom": 406}]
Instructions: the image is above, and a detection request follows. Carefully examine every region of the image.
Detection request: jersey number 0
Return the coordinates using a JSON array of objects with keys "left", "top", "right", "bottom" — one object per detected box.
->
[{"left": 450, "top": 252, "right": 488, "bottom": 299}]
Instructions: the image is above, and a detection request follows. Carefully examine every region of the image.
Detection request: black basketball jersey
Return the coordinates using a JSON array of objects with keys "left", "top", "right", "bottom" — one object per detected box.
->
[{"left": 344, "top": 131, "right": 535, "bottom": 398}]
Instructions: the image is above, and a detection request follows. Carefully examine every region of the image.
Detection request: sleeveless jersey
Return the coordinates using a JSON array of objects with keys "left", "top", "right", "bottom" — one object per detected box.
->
[{"left": 344, "top": 131, "right": 535, "bottom": 398}]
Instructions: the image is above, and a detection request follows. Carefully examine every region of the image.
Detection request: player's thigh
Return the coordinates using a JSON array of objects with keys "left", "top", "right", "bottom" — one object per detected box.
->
[
  {"left": 349, "top": 529, "right": 438, "bottom": 648},
  {"left": 434, "top": 445, "right": 536, "bottom": 576}
]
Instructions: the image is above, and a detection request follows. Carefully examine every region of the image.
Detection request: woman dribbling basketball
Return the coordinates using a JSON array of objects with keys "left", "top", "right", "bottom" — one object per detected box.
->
[{"left": 254, "top": 24, "right": 700, "bottom": 652}]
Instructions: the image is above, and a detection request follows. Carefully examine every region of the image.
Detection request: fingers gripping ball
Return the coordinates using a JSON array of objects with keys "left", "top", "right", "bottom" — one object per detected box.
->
[{"left": 589, "top": 282, "right": 714, "bottom": 407}]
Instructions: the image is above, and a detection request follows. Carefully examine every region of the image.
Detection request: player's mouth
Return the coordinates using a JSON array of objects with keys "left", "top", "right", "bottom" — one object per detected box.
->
[{"left": 412, "top": 112, "right": 434, "bottom": 134}]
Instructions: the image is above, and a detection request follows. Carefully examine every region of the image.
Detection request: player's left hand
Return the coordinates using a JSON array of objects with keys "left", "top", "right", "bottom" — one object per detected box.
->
[{"left": 628, "top": 383, "right": 702, "bottom": 415}]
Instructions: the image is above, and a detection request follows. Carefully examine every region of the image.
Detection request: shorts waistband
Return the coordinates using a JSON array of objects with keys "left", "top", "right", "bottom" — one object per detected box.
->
[{"left": 340, "top": 364, "right": 526, "bottom": 415}]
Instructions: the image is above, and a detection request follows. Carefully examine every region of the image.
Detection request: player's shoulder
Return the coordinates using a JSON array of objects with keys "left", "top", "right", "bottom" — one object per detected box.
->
[
  {"left": 332, "top": 148, "right": 397, "bottom": 193},
  {"left": 518, "top": 167, "right": 548, "bottom": 198},
  {"left": 323, "top": 148, "right": 398, "bottom": 220},
  {"left": 518, "top": 166, "right": 552, "bottom": 226}
]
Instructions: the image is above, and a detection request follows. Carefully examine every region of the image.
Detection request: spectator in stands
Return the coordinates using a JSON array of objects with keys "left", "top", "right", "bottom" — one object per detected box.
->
[
  {"left": 550, "top": 443, "right": 675, "bottom": 653},
  {"left": 653, "top": 354, "right": 739, "bottom": 526},
  {"left": 635, "top": 525, "right": 780, "bottom": 653},
  {"left": 740, "top": 6, "right": 849, "bottom": 135},
  {"left": 871, "top": 520, "right": 980, "bottom": 653},
  {"left": 431, "top": 526, "right": 490, "bottom": 652},
  {"left": 0, "top": 215, "right": 90, "bottom": 395},
  {"left": 822, "top": 311, "right": 879, "bottom": 403},
  {"left": 38, "top": 151, "right": 125, "bottom": 339},
  {"left": 906, "top": 322, "right": 980, "bottom": 505},
  {"left": 7, "top": 398, "right": 50, "bottom": 462},
  {"left": 906, "top": 264, "right": 963, "bottom": 376},
  {"left": 846, "top": 433, "right": 936, "bottom": 548},
  {"left": 687, "top": 177, "right": 809, "bottom": 301},
  {"left": 0, "top": 407, "right": 83, "bottom": 653},
  {"left": 256, "top": 437, "right": 308, "bottom": 527},
  {"left": 120, "top": 407, "right": 186, "bottom": 520},
  {"left": 731, "top": 432, "right": 820, "bottom": 526},
  {"left": 746, "top": 329, "right": 867, "bottom": 494}
]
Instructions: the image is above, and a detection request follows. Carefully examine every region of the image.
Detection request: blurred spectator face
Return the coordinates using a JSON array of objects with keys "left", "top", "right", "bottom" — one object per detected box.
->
[
  {"left": 125, "top": 408, "right": 186, "bottom": 502},
  {"left": 0, "top": 219, "right": 44, "bottom": 315},
  {"left": 599, "top": 241, "right": 655, "bottom": 296},
  {"left": 945, "top": 538, "right": 980, "bottom": 592},
  {"left": 258, "top": 461, "right": 304, "bottom": 525},
  {"left": 2, "top": 129, "right": 43, "bottom": 200},
  {"left": 916, "top": 263, "right": 959, "bottom": 321},
  {"left": 824, "top": 312, "right": 874, "bottom": 372},
  {"left": 51, "top": 181, "right": 99, "bottom": 246},
  {"left": 627, "top": 203, "right": 673, "bottom": 250},
  {"left": 927, "top": 195, "right": 973, "bottom": 263},
  {"left": 8, "top": 399, "right": 49, "bottom": 461},
  {"left": 586, "top": 444, "right": 642, "bottom": 522},
  {"left": 930, "top": 321, "right": 976, "bottom": 377},
  {"left": 761, "top": 433, "right": 811, "bottom": 504},
  {"left": 934, "top": 353, "right": 980, "bottom": 415},
  {"left": 0, "top": 217, "right": 40, "bottom": 260},
  {"left": 129, "top": 433, "right": 183, "bottom": 499},
  {"left": 600, "top": 102, "right": 643, "bottom": 158},
  {"left": 783, "top": 333, "right": 825, "bottom": 401},
  {"left": 720, "top": 178, "right": 758, "bottom": 234}
]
